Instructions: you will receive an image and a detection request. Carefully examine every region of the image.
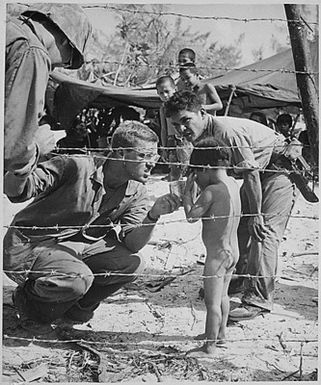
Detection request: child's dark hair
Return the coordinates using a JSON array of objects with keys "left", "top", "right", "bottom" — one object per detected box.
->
[
  {"left": 156, "top": 75, "right": 176, "bottom": 89},
  {"left": 165, "top": 90, "right": 202, "bottom": 118},
  {"left": 249, "top": 111, "right": 268, "bottom": 126},
  {"left": 178, "top": 48, "right": 196, "bottom": 62},
  {"left": 276, "top": 113, "right": 292, "bottom": 127},
  {"left": 190, "top": 138, "right": 231, "bottom": 169},
  {"left": 179, "top": 62, "right": 198, "bottom": 75}
]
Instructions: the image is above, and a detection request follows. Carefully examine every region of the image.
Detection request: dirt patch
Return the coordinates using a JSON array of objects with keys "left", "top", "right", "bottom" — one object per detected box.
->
[{"left": 2, "top": 175, "right": 318, "bottom": 383}]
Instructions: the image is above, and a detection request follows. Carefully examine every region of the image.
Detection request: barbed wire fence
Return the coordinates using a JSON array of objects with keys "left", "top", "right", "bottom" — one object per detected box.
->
[
  {"left": 82, "top": 59, "right": 318, "bottom": 76},
  {"left": 4, "top": 5, "right": 319, "bottom": 380},
  {"left": 82, "top": 4, "right": 318, "bottom": 26}
]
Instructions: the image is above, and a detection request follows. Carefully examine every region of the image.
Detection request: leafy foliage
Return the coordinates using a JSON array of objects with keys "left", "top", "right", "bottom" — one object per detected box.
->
[{"left": 80, "top": 4, "right": 243, "bottom": 86}]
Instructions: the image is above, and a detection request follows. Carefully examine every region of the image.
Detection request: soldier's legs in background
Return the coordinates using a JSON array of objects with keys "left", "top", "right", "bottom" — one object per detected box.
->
[{"left": 242, "top": 173, "right": 297, "bottom": 310}]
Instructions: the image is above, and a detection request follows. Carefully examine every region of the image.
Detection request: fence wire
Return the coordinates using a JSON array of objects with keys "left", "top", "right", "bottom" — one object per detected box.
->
[
  {"left": 47, "top": 152, "right": 318, "bottom": 176},
  {"left": 2, "top": 334, "right": 318, "bottom": 349},
  {"left": 3, "top": 266, "right": 319, "bottom": 281},
  {"left": 82, "top": 59, "right": 318, "bottom": 76},
  {"left": 83, "top": 5, "right": 318, "bottom": 27}
]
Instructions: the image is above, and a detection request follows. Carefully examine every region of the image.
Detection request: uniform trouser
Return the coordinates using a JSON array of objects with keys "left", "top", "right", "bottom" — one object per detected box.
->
[
  {"left": 3, "top": 231, "right": 144, "bottom": 322},
  {"left": 235, "top": 173, "right": 297, "bottom": 311}
]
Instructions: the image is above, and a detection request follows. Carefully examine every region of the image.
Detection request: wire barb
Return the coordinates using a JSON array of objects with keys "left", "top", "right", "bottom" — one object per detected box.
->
[
  {"left": 82, "top": 5, "right": 318, "bottom": 26},
  {"left": 82, "top": 59, "right": 318, "bottom": 76}
]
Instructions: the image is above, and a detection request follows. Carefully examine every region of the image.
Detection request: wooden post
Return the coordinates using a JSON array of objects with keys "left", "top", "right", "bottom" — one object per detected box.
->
[
  {"left": 284, "top": 4, "right": 319, "bottom": 164},
  {"left": 224, "top": 85, "right": 236, "bottom": 116}
]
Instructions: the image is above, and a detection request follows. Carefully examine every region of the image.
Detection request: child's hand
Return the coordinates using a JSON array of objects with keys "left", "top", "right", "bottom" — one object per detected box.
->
[
  {"left": 150, "top": 193, "right": 181, "bottom": 217},
  {"left": 184, "top": 173, "right": 196, "bottom": 196}
]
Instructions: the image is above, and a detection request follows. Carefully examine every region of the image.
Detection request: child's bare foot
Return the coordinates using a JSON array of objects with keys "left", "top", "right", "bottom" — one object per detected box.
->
[
  {"left": 217, "top": 332, "right": 226, "bottom": 347},
  {"left": 194, "top": 333, "right": 206, "bottom": 341},
  {"left": 186, "top": 343, "right": 216, "bottom": 357},
  {"left": 216, "top": 339, "right": 227, "bottom": 348}
]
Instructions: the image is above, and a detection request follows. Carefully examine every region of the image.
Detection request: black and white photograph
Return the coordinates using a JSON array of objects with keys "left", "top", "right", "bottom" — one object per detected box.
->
[{"left": 2, "top": 1, "right": 319, "bottom": 383}]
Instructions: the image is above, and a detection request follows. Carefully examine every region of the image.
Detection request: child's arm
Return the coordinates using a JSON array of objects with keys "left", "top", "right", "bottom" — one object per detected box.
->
[
  {"left": 203, "top": 84, "right": 223, "bottom": 112},
  {"left": 183, "top": 174, "right": 213, "bottom": 223}
]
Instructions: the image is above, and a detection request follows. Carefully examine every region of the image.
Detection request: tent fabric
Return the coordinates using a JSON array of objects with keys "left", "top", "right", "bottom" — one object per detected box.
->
[
  {"left": 48, "top": 71, "right": 161, "bottom": 128},
  {"left": 48, "top": 41, "right": 318, "bottom": 127},
  {"left": 207, "top": 41, "right": 318, "bottom": 111}
]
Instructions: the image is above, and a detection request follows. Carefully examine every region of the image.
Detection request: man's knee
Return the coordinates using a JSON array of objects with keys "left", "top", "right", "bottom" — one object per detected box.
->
[
  {"left": 31, "top": 264, "right": 94, "bottom": 302},
  {"left": 68, "top": 268, "right": 94, "bottom": 298},
  {"left": 112, "top": 252, "right": 144, "bottom": 284},
  {"left": 132, "top": 252, "right": 145, "bottom": 273}
]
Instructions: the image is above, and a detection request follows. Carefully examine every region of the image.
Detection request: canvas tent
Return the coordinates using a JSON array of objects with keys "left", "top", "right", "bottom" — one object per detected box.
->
[
  {"left": 47, "top": 72, "right": 161, "bottom": 129},
  {"left": 206, "top": 41, "right": 318, "bottom": 113},
  {"left": 47, "top": 41, "right": 318, "bottom": 128}
]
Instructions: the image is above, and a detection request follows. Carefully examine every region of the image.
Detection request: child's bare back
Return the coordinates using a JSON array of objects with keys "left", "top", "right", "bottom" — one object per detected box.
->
[
  {"left": 201, "top": 178, "right": 240, "bottom": 271},
  {"left": 195, "top": 83, "right": 221, "bottom": 116},
  {"left": 183, "top": 137, "right": 241, "bottom": 356},
  {"left": 187, "top": 177, "right": 241, "bottom": 357}
]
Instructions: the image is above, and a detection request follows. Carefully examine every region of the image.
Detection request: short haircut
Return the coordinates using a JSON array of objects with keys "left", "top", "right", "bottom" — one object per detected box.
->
[
  {"left": 178, "top": 48, "right": 196, "bottom": 62},
  {"left": 156, "top": 75, "right": 176, "bottom": 89},
  {"left": 190, "top": 138, "right": 231, "bottom": 168},
  {"left": 111, "top": 120, "right": 159, "bottom": 149},
  {"left": 179, "top": 62, "right": 198, "bottom": 75},
  {"left": 249, "top": 111, "right": 268, "bottom": 126},
  {"left": 164, "top": 90, "right": 202, "bottom": 118},
  {"left": 276, "top": 113, "right": 292, "bottom": 127}
]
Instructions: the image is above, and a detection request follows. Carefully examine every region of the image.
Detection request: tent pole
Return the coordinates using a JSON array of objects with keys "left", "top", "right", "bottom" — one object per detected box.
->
[
  {"left": 284, "top": 4, "right": 319, "bottom": 164},
  {"left": 291, "top": 113, "right": 300, "bottom": 137},
  {"left": 224, "top": 85, "right": 236, "bottom": 116}
]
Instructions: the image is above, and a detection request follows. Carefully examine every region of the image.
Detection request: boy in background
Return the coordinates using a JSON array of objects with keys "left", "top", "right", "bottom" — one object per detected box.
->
[
  {"left": 276, "top": 113, "right": 293, "bottom": 138},
  {"left": 156, "top": 75, "right": 192, "bottom": 180},
  {"left": 176, "top": 48, "right": 196, "bottom": 91},
  {"left": 183, "top": 138, "right": 241, "bottom": 355},
  {"left": 179, "top": 63, "right": 223, "bottom": 115}
]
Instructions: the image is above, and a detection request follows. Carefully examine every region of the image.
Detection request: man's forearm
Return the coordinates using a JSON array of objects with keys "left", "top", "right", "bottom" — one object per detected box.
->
[
  {"left": 242, "top": 170, "right": 262, "bottom": 214},
  {"left": 123, "top": 212, "right": 159, "bottom": 252},
  {"left": 4, "top": 146, "right": 39, "bottom": 199}
]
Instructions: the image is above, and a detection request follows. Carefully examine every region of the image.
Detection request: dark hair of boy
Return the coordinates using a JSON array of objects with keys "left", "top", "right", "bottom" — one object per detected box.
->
[
  {"left": 156, "top": 75, "right": 176, "bottom": 89},
  {"left": 276, "top": 113, "right": 292, "bottom": 127},
  {"left": 249, "top": 111, "right": 268, "bottom": 126},
  {"left": 190, "top": 137, "right": 232, "bottom": 169},
  {"left": 164, "top": 90, "right": 202, "bottom": 118},
  {"left": 179, "top": 62, "right": 198, "bottom": 75},
  {"left": 178, "top": 48, "right": 196, "bottom": 62}
]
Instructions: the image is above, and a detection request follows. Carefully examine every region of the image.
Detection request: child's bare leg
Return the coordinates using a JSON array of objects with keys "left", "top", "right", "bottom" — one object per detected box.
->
[
  {"left": 201, "top": 259, "right": 225, "bottom": 353},
  {"left": 217, "top": 271, "right": 232, "bottom": 344},
  {"left": 188, "top": 265, "right": 224, "bottom": 356}
]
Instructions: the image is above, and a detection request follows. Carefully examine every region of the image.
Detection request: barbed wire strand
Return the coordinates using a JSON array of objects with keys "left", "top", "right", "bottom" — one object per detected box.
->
[
  {"left": 82, "top": 59, "right": 318, "bottom": 76},
  {"left": 82, "top": 5, "right": 318, "bottom": 26},
  {"left": 3, "top": 268, "right": 318, "bottom": 281},
  {"left": 3, "top": 210, "right": 319, "bottom": 234},
  {"left": 3, "top": 334, "right": 318, "bottom": 347},
  {"left": 55, "top": 143, "right": 312, "bottom": 151},
  {"left": 47, "top": 152, "right": 318, "bottom": 176}
]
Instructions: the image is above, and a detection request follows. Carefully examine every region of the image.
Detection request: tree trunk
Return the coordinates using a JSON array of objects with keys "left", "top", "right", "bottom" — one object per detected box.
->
[{"left": 284, "top": 4, "right": 319, "bottom": 164}]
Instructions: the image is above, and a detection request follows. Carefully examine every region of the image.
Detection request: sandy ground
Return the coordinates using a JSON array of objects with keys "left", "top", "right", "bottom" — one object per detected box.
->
[{"left": 2, "top": 174, "right": 319, "bottom": 383}]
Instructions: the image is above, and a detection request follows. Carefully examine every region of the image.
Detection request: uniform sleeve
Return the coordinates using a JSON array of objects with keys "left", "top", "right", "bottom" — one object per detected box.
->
[
  {"left": 119, "top": 186, "right": 150, "bottom": 239},
  {"left": 4, "top": 156, "right": 67, "bottom": 203},
  {"left": 221, "top": 127, "right": 260, "bottom": 173},
  {"left": 5, "top": 40, "right": 50, "bottom": 172}
]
